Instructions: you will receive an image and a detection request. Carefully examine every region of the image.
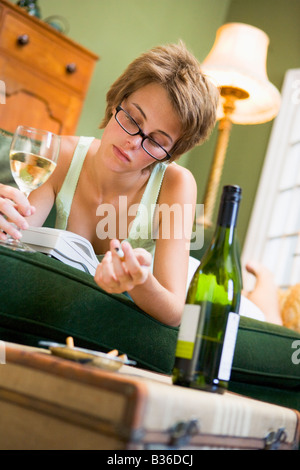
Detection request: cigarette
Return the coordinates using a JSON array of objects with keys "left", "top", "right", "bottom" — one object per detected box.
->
[
  {"left": 66, "top": 336, "right": 74, "bottom": 348},
  {"left": 114, "top": 246, "right": 125, "bottom": 261}
]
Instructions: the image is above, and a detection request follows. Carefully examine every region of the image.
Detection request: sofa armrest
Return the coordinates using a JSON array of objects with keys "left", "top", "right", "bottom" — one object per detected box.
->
[{"left": 0, "top": 246, "right": 178, "bottom": 374}]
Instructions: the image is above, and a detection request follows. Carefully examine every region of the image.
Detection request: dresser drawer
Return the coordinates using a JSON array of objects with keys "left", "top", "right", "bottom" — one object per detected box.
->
[{"left": 0, "top": 12, "right": 95, "bottom": 94}]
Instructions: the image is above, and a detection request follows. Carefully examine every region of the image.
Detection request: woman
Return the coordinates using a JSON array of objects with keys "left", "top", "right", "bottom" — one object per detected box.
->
[{"left": 0, "top": 42, "right": 219, "bottom": 326}]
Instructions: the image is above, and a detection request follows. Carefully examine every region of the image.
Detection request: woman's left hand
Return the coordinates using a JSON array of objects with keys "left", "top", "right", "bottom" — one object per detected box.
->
[{"left": 94, "top": 240, "right": 152, "bottom": 294}]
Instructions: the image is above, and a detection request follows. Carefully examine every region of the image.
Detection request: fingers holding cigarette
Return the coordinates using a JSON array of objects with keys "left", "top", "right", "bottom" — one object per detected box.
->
[{"left": 94, "top": 239, "right": 151, "bottom": 293}]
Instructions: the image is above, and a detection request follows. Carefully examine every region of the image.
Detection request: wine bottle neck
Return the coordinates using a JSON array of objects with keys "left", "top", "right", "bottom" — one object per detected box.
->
[
  {"left": 213, "top": 197, "right": 240, "bottom": 248},
  {"left": 203, "top": 185, "right": 242, "bottom": 255},
  {"left": 217, "top": 199, "right": 240, "bottom": 228}
]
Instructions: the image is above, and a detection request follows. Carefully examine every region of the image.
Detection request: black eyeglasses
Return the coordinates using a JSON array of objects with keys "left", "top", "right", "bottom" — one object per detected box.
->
[{"left": 115, "top": 105, "right": 172, "bottom": 161}]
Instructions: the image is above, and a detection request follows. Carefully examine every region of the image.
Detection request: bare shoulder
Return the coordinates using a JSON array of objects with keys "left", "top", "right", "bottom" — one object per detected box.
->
[
  {"left": 160, "top": 163, "right": 197, "bottom": 204},
  {"left": 165, "top": 162, "right": 196, "bottom": 184}
]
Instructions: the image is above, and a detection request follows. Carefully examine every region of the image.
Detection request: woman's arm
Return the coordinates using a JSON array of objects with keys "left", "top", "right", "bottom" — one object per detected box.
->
[
  {"left": 94, "top": 164, "right": 197, "bottom": 326},
  {"left": 0, "top": 136, "right": 77, "bottom": 236}
]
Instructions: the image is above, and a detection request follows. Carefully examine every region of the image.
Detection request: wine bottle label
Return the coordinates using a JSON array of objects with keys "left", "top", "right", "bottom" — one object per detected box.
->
[
  {"left": 218, "top": 312, "right": 240, "bottom": 381},
  {"left": 175, "top": 304, "right": 201, "bottom": 359}
]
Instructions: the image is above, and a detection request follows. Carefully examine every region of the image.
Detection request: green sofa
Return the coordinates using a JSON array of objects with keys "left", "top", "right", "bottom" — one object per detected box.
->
[{"left": 0, "top": 129, "right": 299, "bottom": 413}]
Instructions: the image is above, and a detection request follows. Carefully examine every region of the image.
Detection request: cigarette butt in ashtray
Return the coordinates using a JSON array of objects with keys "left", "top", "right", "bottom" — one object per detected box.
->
[
  {"left": 115, "top": 246, "right": 125, "bottom": 261},
  {"left": 107, "top": 349, "right": 119, "bottom": 357},
  {"left": 66, "top": 336, "right": 74, "bottom": 348},
  {"left": 118, "top": 353, "right": 128, "bottom": 362},
  {"left": 107, "top": 349, "right": 128, "bottom": 362}
]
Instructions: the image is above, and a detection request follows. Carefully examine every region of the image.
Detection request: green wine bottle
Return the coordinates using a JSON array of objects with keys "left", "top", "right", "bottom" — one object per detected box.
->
[{"left": 172, "top": 185, "right": 242, "bottom": 393}]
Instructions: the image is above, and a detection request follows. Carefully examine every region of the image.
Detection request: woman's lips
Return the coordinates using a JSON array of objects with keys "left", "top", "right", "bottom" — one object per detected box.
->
[{"left": 113, "top": 145, "right": 131, "bottom": 162}]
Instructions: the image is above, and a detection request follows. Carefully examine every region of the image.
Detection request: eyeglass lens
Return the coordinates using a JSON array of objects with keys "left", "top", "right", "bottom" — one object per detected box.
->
[{"left": 116, "top": 107, "right": 169, "bottom": 160}]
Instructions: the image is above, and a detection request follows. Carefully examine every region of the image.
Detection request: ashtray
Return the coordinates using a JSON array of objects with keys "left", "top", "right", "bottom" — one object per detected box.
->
[{"left": 39, "top": 337, "right": 136, "bottom": 371}]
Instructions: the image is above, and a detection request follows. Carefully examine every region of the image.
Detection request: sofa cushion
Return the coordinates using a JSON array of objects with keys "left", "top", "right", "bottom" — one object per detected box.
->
[
  {"left": 0, "top": 246, "right": 179, "bottom": 374},
  {"left": 230, "top": 316, "right": 300, "bottom": 410},
  {"left": 231, "top": 316, "right": 300, "bottom": 390}
]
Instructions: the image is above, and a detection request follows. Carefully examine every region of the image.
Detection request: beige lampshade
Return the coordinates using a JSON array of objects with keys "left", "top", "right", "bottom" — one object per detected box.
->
[{"left": 202, "top": 23, "right": 281, "bottom": 124}]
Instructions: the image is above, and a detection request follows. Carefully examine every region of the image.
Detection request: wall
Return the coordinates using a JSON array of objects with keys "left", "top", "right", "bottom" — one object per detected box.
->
[
  {"left": 203, "top": 0, "right": 300, "bottom": 246},
  {"left": 9, "top": 0, "right": 300, "bottom": 248},
  {"left": 36, "top": 0, "right": 230, "bottom": 137}
]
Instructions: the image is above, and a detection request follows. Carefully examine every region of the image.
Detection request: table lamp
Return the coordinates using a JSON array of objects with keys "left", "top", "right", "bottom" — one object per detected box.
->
[{"left": 197, "top": 23, "right": 281, "bottom": 226}]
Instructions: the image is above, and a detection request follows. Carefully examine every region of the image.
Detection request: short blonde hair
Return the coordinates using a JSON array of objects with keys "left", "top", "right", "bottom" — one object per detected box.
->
[{"left": 100, "top": 42, "right": 219, "bottom": 160}]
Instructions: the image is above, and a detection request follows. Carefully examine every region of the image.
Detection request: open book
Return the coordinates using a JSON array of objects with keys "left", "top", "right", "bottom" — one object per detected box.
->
[{"left": 20, "top": 226, "right": 99, "bottom": 276}]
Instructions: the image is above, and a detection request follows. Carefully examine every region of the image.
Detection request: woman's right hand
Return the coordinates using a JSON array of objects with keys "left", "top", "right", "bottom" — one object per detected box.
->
[{"left": 0, "top": 184, "right": 35, "bottom": 240}]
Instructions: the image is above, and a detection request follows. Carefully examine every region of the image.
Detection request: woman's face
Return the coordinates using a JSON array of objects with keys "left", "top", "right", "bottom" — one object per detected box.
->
[{"left": 100, "top": 83, "right": 182, "bottom": 172}]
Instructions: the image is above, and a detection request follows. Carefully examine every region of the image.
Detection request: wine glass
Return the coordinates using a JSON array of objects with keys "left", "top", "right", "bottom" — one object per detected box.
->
[{"left": 0, "top": 125, "right": 60, "bottom": 252}]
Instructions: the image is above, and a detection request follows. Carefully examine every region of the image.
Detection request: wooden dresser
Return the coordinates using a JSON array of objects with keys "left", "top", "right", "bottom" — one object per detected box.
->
[{"left": 0, "top": 0, "right": 99, "bottom": 134}]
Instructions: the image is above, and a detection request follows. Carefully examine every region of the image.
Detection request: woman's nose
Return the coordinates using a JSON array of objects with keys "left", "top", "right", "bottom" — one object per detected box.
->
[{"left": 126, "top": 134, "right": 142, "bottom": 149}]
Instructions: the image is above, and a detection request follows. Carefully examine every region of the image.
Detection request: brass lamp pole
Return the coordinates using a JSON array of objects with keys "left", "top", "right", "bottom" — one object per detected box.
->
[{"left": 201, "top": 86, "right": 249, "bottom": 227}]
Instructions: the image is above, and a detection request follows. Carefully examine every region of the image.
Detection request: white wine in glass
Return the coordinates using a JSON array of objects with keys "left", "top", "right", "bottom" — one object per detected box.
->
[
  {"left": 10, "top": 151, "right": 57, "bottom": 197},
  {"left": 0, "top": 125, "right": 60, "bottom": 252}
]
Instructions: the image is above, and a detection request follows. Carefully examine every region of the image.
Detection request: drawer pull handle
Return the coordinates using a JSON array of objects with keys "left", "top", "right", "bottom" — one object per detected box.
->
[
  {"left": 65, "top": 63, "right": 77, "bottom": 74},
  {"left": 17, "top": 34, "right": 30, "bottom": 46}
]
